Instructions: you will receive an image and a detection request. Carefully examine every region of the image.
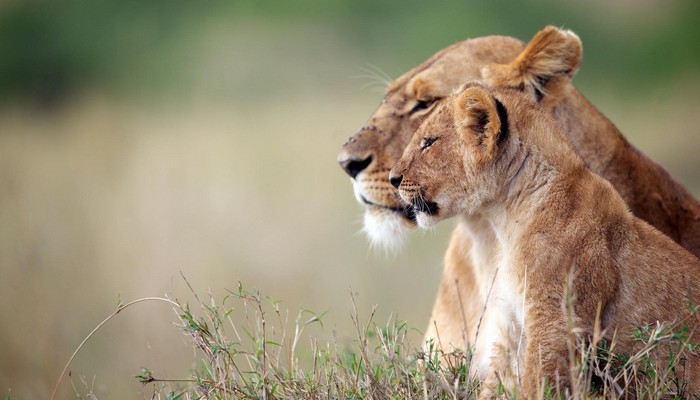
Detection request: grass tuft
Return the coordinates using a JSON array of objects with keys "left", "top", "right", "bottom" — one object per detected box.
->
[{"left": 57, "top": 281, "right": 698, "bottom": 399}]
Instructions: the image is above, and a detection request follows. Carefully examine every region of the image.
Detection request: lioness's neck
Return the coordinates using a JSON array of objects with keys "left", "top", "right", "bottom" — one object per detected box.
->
[
  {"left": 551, "top": 89, "right": 624, "bottom": 175},
  {"left": 554, "top": 89, "right": 700, "bottom": 254}
]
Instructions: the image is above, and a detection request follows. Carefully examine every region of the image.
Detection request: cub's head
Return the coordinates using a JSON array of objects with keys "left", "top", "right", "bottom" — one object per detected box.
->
[
  {"left": 389, "top": 84, "right": 521, "bottom": 227},
  {"left": 337, "top": 35, "right": 525, "bottom": 248}
]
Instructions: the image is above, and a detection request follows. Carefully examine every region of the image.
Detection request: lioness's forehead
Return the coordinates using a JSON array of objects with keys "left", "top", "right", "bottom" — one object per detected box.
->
[
  {"left": 385, "top": 35, "right": 525, "bottom": 100},
  {"left": 385, "top": 73, "right": 409, "bottom": 96}
]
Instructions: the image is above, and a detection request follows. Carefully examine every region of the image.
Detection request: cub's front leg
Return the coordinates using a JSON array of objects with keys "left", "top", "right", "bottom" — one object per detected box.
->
[
  {"left": 519, "top": 284, "right": 572, "bottom": 397},
  {"left": 477, "top": 302, "right": 522, "bottom": 399}
]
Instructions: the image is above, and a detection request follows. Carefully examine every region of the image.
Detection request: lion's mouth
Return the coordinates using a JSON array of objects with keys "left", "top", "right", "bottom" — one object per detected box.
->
[
  {"left": 411, "top": 200, "right": 439, "bottom": 216},
  {"left": 360, "top": 195, "right": 417, "bottom": 223}
]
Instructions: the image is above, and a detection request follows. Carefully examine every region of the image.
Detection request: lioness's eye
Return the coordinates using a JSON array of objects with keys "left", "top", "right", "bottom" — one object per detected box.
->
[
  {"left": 410, "top": 99, "right": 434, "bottom": 114},
  {"left": 421, "top": 137, "right": 437, "bottom": 149}
]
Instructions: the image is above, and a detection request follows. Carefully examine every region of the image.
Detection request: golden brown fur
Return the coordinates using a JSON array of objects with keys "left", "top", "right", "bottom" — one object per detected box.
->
[
  {"left": 481, "top": 26, "right": 700, "bottom": 257},
  {"left": 337, "top": 35, "right": 525, "bottom": 248},
  {"left": 338, "top": 26, "right": 700, "bottom": 372},
  {"left": 391, "top": 83, "right": 700, "bottom": 397}
]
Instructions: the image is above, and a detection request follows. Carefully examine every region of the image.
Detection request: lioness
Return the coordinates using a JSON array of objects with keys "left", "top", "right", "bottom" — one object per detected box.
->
[
  {"left": 338, "top": 27, "right": 700, "bottom": 362},
  {"left": 390, "top": 83, "right": 700, "bottom": 397}
]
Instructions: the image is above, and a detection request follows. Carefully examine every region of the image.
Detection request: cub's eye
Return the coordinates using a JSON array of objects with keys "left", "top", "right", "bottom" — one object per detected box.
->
[
  {"left": 421, "top": 137, "right": 437, "bottom": 149},
  {"left": 410, "top": 99, "right": 434, "bottom": 114}
]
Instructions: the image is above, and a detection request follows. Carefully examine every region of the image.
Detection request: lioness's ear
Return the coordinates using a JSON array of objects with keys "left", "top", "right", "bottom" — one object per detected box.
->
[
  {"left": 453, "top": 84, "right": 507, "bottom": 162},
  {"left": 481, "top": 26, "right": 582, "bottom": 109}
]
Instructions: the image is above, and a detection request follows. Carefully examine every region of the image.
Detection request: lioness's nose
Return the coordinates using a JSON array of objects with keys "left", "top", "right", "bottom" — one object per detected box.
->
[
  {"left": 339, "top": 155, "right": 373, "bottom": 179},
  {"left": 389, "top": 175, "right": 403, "bottom": 188}
]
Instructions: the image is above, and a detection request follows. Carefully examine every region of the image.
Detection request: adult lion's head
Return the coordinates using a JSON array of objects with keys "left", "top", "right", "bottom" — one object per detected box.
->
[{"left": 337, "top": 35, "right": 525, "bottom": 248}]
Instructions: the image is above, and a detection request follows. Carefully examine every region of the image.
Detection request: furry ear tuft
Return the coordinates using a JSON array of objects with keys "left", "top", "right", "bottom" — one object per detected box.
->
[
  {"left": 453, "top": 84, "right": 505, "bottom": 162},
  {"left": 481, "top": 26, "right": 582, "bottom": 109}
]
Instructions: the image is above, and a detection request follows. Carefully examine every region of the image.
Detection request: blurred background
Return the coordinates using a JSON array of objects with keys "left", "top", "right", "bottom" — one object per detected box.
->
[{"left": 1, "top": 0, "right": 698, "bottom": 398}]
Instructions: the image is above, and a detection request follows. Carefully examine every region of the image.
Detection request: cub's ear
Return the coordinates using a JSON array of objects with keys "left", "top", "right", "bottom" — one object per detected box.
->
[
  {"left": 481, "top": 26, "right": 582, "bottom": 109},
  {"left": 453, "top": 84, "right": 508, "bottom": 163}
]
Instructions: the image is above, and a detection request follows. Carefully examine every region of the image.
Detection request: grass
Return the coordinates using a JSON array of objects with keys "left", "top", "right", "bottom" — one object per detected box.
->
[
  {"left": 2, "top": 6, "right": 699, "bottom": 397},
  {"left": 127, "top": 283, "right": 476, "bottom": 399},
  {"left": 50, "top": 280, "right": 699, "bottom": 400}
]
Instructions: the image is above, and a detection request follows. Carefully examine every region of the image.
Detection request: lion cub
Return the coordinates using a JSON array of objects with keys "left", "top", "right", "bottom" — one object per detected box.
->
[{"left": 390, "top": 83, "right": 700, "bottom": 396}]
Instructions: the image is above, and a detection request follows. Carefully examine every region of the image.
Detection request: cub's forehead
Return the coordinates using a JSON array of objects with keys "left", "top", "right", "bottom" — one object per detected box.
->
[
  {"left": 434, "top": 98, "right": 455, "bottom": 118},
  {"left": 418, "top": 99, "right": 455, "bottom": 132}
]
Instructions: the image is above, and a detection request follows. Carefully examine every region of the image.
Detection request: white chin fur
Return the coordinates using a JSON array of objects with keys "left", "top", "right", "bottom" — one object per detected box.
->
[
  {"left": 415, "top": 212, "right": 439, "bottom": 229},
  {"left": 362, "top": 208, "right": 412, "bottom": 252}
]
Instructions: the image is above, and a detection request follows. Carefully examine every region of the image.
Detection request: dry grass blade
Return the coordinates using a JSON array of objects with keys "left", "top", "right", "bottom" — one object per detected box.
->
[{"left": 50, "top": 297, "right": 181, "bottom": 400}]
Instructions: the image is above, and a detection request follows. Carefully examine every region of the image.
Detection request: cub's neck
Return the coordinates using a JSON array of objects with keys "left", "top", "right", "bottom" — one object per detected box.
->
[{"left": 483, "top": 120, "right": 627, "bottom": 249}]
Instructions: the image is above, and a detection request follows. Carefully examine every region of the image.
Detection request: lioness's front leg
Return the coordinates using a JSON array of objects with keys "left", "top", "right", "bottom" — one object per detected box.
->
[{"left": 424, "top": 229, "right": 483, "bottom": 358}]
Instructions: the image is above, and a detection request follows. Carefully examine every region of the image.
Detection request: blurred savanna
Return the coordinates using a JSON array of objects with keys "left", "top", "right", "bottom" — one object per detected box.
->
[{"left": 0, "top": 1, "right": 698, "bottom": 398}]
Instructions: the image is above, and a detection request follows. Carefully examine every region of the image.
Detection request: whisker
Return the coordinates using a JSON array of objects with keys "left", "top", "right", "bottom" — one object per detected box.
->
[
  {"left": 355, "top": 64, "right": 392, "bottom": 87},
  {"left": 360, "top": 81, "right": 390, "bottom": 93},
  {"left": 349, "top": 68, "right": 391, "bottom": 93},
  {"left": 363, "top": 63, "right": 394, "bottom": 84},
  {"left": 350, "top": 74, "right": 391, "bottom": 85},
  {"left": 417, "top": 190, "right": 429, "bottom": 211}
]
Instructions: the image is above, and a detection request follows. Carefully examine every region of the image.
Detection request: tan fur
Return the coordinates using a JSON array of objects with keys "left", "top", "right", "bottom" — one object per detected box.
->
[
  {"left": 338, "top": 35, "right": 526, "bottom": 247},
  {"left": 391, "top": 84, "right": 700, "bottom": 397},
  {"left": 481, "top": 26, "right": 581, "bottom": 110},
  {"left": 338, "top": 26, "right": 700, "bottom": 375},
  {"left": 481, "top": 26, "right": 700, "bottom": 256}
]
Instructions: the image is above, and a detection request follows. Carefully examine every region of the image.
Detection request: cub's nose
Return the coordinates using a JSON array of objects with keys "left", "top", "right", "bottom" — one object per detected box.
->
[
  {"left": 339, "top": 155, "right": 373, "bottom": 179},
  {"left": 389, "top": 175, "right": 403, "bottom": 188}
]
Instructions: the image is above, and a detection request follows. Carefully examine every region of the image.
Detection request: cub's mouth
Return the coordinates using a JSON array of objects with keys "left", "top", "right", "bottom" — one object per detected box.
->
[
  {"left": 411, "top": 200, "right": 439, "bottom": 216},
  {"left": 360, "top": 195, "right": 417, "bottom": 223}
]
